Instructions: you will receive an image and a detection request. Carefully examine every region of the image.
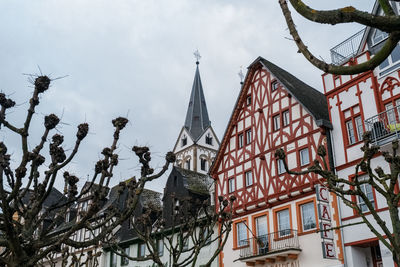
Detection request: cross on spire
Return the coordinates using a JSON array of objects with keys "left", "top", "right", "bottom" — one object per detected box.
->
[
  {"left": 194, "top": 49, "right": 201, "bottom": 65},
  {"left": 238, "top": 66, "right": 244, "bottom": 85}
]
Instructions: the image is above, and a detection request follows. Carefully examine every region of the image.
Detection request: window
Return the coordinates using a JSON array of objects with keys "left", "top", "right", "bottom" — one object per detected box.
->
[
  {"left": 203, "top": 228, "right": 211, "bottom": 245},
  {"left": 205, "top": 134, "right": 213, "bottom": 145},
  {"left": 157, "top": 239, "right": 164, "bottom": 256},
  {"left": 277, "top": 209, "right": 291, "bottom": 237},
  {"left": 228, "top": 178, "right": 235, "bottom": 193},
  {"left": 246, "top": 95, "right": 252, "bottom": 106},
  {"left": 138, "top": 243, "right": 146, "bottom": 258},
  {"left": 277, "top": 159, "right": 285, "bottom": 175},
  {"left": 174, "top": 199, "right": 180, "bottom": 214},
  {"left": 200, "top": 158, "right": 207, "bottom": 171},
  {"left": 273, "top": 115, "right": 280, "bottom": 131},
  {"left": 255, "top": 216, "right": 268, "bottom": 254},
  {"left": 379, "top": 45, "right": 400, "bottom": 75},
  {"left": 282, "top": 110, "right": 290, "bottom": 127},
  {"left": 372, "top": 28, "right": 389, "bottom": 46},
  {"left": 110, "top": 252, "right": 117, "bottom": 267},
  {"left": 300, "top": 202, "right": 316, "bottom": 231},
  {"left": 181, "top": 135, "right": 187, "bottom": 146},
  {"left": 271, "top": 81, "right": 278, "bottom": 91},
  {"left": 245, "top": 171, "right": 253, "bottom": 187},
  {"left": 121, "top": 247, "right": 130, "bottom": 266},
  {"left": 299, "top": 148, "right": 310, "bottom": 166},
  {"left": 346, "top": 115, "right": 364, "bottom": 145},
  {"left": 245, "top": 129, "right": 252, "bottom": 145},
  {"left": 238, "top": 133, "right": 244, "bottom": 148},
  {"left": 236, "top": 222, "right": 248, "bottom": 247},
  {"left": 357, "top": 176, "right": 375, "bottom": 213},
  {"left": 180, "top": 236, "right": 189, "bottom": 251},
  {"left": 185, "top": 159, "right": 191, "bottom": 170}
]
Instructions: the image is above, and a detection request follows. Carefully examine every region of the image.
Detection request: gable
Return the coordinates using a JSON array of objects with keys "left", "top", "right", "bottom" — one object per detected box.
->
[
  {"left": 196, "top": 126, "right": 220, "bottom": 149},
  {"left": 172, "top": 127, "right": 195, "bottom": 153}
]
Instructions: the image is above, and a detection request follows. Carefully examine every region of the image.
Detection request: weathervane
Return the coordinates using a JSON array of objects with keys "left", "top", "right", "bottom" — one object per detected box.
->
[
  {"left": 194, "top": 49, "right": 201, "bottom": 65},
  {"left": 238, "top": 66, "right": 244, "bottom": 85}
]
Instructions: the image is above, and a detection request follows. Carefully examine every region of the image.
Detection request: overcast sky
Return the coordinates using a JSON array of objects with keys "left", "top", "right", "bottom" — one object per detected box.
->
[{"left": 0, "top": 0, "right": 374, "bottom": 193}]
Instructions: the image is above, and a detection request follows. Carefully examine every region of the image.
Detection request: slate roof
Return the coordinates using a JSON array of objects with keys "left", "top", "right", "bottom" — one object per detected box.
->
[
  {"left": 21, "top": 187, "right": 67, "bottom": 208},
  {"left": 258, "top": 58, "right": 331, "bottom": 128},
  {"left": 174, "top": 166, "right": 211, "bottom": 195},
  {"left": 184, "top": 63, "right": 211, "bottom": 141}
]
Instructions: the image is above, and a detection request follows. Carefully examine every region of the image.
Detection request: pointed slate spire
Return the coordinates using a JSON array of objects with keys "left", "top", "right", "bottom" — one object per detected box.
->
[{"left": 184, "top": 55, "right": 211, "bottom": 141}]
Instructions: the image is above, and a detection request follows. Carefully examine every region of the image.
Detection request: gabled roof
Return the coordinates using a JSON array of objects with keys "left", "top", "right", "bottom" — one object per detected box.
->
[
  {"left": 174, "top": 166, "right": 211, "bottom": 195},
  {"left": 210, "top": 57, "right": 331, "bottom": 175},
  {"left": 357, "top": 1, "right": 382, "bottom": 55},
  {"left": 258, "top": 58, "right": 331, "bottom": 126},
  {"left": 184, "top": 63, "right": 211, "bottom": 141}
]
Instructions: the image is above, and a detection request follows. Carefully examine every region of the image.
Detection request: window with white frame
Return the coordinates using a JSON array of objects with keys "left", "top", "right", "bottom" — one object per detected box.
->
[
  {"left": 110, "top": 251, "right": 117, "bottom": 267},
  {"left": 271, "top": 81, "right": 278, "bottom": 91},
  {"left": 238, "top": 133, "right": 244, "bottom": 148},
  {"left": 277, "top": 209, "right": 291, "bottom": 237},
  {"left": 357, "top": 176, "right": 375, "bottom": 213},
  {"left": 121, "top": 247, "right": 129, "bottom": 266},
  {"left": 273, "top": 114, "right": 280, "bottom": 131},
  {"left": 138, "top": 243, "right": 146, "bottom": 258},
  {"left": 300, "top": 202, "right": 316, "bottom": 231},
  {"left": 283, "top": 110, "right": 290, "bottom": 127},
  {"left": 157, "top": 239, "right": 164, "bottom": 256},
  {"left": 343, "top": 105, "right": 364, "bottom": 145},
  {"left": 379, "top": 45, "right": 400, "bottom": 75},
  {"left": 245, "top": 171, "right": 253, "bottom": 187},
  {"left": 246, "top": 95, "right": 252, "bottom": 106},
  {"left": 236, "top": 222, "right": 248, "bottom": 247},
  {"left": 299, "top": 148, "right": 310, "bottom": 166},
  {"left": 277, "top": 159, "right": 285, "bottom": 175},
  {"left": 372, "top": 28, "right": 389, "bottom": 45},
  {"left": 228, "top": 178, "right": 235, "bottom": 193},
  {"left": 245, "top": 129, "right": 252, "bottom": 145}
]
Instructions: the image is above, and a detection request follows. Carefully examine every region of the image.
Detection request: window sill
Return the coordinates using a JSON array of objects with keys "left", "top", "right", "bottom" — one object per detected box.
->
[{"left": 298, "top": 228, "right": 318, "bottom": 236}]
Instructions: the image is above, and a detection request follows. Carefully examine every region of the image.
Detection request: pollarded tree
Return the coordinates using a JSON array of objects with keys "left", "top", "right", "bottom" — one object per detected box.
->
[
  {"left": 275, "top": 132, "right": 400, "bottom": 265},
  {"left": 0, "top": 75, "right": 176, "bottom": 267},
  {"left": 278, "top": 0, "right": 400, "bottom": 75}
]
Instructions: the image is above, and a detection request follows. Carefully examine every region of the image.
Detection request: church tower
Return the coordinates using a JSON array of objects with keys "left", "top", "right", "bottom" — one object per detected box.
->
[{"left": 172, "top": 52, "right": 220, "bottom": 174}]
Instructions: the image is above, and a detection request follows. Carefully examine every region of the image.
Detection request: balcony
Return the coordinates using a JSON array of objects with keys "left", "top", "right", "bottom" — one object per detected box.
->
[
  {"left": 365, "top": 106, "right": 400, "bottom": 146},
  {"left": 330, "top": 29, "right": 365, "bottom": 65},
  {"left": 239, "top": 230, "right": 301, "bottom": 264}
]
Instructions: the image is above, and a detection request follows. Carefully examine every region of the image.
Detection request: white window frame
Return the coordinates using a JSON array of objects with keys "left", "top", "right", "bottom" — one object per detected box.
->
[
  {"left": 346, "top": 120, "right": 356, "bottom": 144},
  {"left": 357, "top": 176, "right": 375, "bottom": 213},
  {"left": 300, "top": 202, "right": 316, "bottom": 231},
  {"left": 299, "top": 148, "right": 310, "bottom": 166},
  {"left": 283, "top": 110, "right": 290, "bottom": 127},
  {"left": 238, "top": 133, "right": 244, "bottom": 148},
  {"left": 273, "top": 115, "right": 280, "bottom": 131},
  {"left": 236, "top": 222, "right": 248, "bottom": 247},
  {"left": 228, "top": 178, "right": 235, "bottom": 193},
  {"left": 277, "top": 159, "right": 285, "bottom": 175},
  {"left": 121, "top": 247, "right": 130, "bottom": 266},
  {"left": 277, "top": 209, "right": 291, "bottom": 237},
  {"left": 245, "top": 129, "right": 252, "bottom": 145},
  {"left": 138, "top": 243, "right": 146, "bottom": 258},
  {"left": 245, "top": 171, "right": 253, "bottom": 187}
]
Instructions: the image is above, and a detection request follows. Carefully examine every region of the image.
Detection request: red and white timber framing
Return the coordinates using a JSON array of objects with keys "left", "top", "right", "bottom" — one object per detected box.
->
[{"left": 211, "top": 58, "right": 344, "bottom": 267}]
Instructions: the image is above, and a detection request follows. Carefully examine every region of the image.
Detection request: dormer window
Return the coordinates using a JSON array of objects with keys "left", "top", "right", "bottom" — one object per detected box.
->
[
  {"left": 181, "top": 135, "right": 187, "bottom": 146},
  {"left": 246, "top": 95, "right": 251, "bottom": 106},
  {"left": 372, "top": 28, "right": 389, "bottom": 45},
  {"left": 271, "top": 81, "right": 278, "bottom": 91},
  {"left": 205, "top": 134, "right": 213, "bottom": 145}
]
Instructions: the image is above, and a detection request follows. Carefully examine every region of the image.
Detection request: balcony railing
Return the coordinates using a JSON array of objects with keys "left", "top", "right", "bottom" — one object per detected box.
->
[
  {"left": 330, "top": 29, "right": 365, "bottom": 65},
  {"left": 365, "top": 105, "right": 400, "bottom": 145},
  {"left": 239, "top": 230, "right": 300, "bottom": 260}
]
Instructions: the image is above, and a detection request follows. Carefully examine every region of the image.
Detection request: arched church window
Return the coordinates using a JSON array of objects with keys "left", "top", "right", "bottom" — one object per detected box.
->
[{"left": 200, "top": 158, "right": 207, "bottom": 171}]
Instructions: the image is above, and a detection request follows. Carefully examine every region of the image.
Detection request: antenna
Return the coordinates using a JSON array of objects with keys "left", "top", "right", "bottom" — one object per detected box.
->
[{"left": 238, "top": 66, "right": 244, "bottom": 85}]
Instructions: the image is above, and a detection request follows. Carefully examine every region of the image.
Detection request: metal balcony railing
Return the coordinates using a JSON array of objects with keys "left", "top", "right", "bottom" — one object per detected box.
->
[
  {"left": 239, "top": 230, "right": 300, "bottom": 259},
  {"left": 330, "top": 29, "right": 365, "bottom": 65},
  {"left": 365, "top": 105, "right": 400, "bottom": 145}
]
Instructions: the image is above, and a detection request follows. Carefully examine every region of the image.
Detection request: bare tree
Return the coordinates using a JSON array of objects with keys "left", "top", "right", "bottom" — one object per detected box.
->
[
  {"left": 278, "top": 0, "right": 400, "bottom": 75},
  {"left": 275, "top": 132, "right": 400, "bottom": 264},
  {"left": 0, "top": 75, "right": 176, "bottom": 267},
  {"left": 106, "top": 183, "right": 235, "bottom": 267}
]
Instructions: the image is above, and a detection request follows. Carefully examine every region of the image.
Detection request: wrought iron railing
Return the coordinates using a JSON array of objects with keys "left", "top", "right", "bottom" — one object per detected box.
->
[
  {"left": 330, "top": 29, "right": 365, "bottom": 65},
  {"left": 365, "top": 105, "right": 400, "bottom": 145},
  {"left": 239, "top": 230, "right": 300, "bottom": 259}
]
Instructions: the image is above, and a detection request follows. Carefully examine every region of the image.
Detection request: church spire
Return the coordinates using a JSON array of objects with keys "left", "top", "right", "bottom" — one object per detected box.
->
[{"left": 184, "top": 51, "right": 211, "bottom": 141}]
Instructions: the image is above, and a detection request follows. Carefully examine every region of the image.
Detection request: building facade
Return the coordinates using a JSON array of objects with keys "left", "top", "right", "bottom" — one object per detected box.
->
[
  {"left": 322, "top": 1, "right": 400, "bottom": 266},
  {"left": 210, "top": 57, "right": 344, "bottom": 267}
]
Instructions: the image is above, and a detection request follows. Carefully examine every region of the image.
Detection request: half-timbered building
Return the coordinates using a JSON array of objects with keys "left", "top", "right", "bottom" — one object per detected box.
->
[
  {"left": 322, "top": 1, "right": 400, "bottom": 266},
  {"left": 210, "top": 57, "right": 344, "bottom": 267}
]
